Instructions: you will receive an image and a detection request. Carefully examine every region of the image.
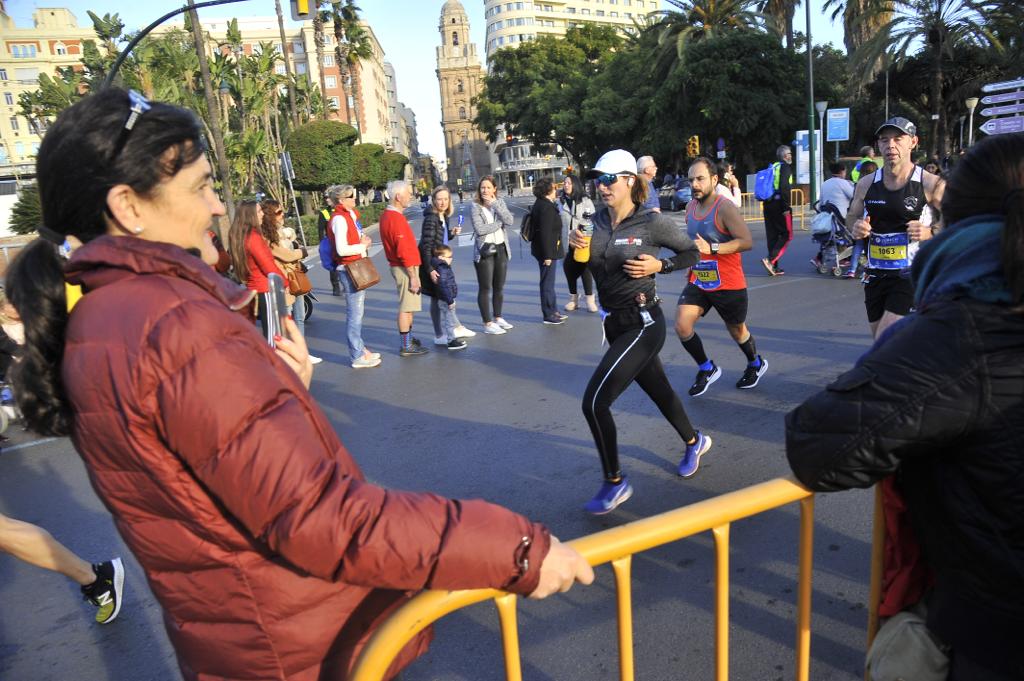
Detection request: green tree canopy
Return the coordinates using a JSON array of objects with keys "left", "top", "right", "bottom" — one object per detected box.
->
[
  {"left": 286, "top": 119, "right": 358, "bottom": 191},
  {"left": 349, "top": 143, "right": 386, "bottom": 190},
  {"left": 381, "top": 151, "right": 409, "bottom": 181},
  {"left": 9, "top": 184, "right": 42, "bottom": 236}
]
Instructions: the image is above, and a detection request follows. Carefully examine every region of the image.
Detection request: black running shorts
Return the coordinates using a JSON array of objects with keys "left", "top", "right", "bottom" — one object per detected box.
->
[
  {"left": 678, "top": 284, "right": 749, "bottom": 325},
  {"left": 864, "top": 273, "right": 914, "bottom": 323}
]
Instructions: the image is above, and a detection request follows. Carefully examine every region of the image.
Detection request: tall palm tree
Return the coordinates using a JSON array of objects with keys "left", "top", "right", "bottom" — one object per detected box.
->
[
  {"left": 822, "top": 0, "right": 893, "bottom": 84},
  {"left": 851, "top": 0, "right": 999, "bottom": 157},
  {"left": 332, "top": 0, "right": 373, "bottom": 140},
  {"left": 274, "top": 0, "right": 300, "bottom": 126},
  {"left": 757, "top": 0, "right": 798, "bottom": 50},
  {"left": 312, "top": 2, "right": 330, "bottom": 120},
  {"left": 651, "top": 0, "right": 763, "bottom": 78}
]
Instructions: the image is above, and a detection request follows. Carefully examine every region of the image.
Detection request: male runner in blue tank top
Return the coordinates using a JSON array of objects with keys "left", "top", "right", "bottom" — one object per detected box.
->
[{"left": 846, "top": 117, "right": 945, "bottom": 338}]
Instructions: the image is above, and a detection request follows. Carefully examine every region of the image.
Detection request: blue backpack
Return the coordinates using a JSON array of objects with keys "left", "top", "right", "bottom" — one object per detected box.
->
[
  {"left": 754, "top": 163, "right": 778, "bottom": 201},
  {"left": 318, "top": 237, "right": 334, "bottom": 271}
]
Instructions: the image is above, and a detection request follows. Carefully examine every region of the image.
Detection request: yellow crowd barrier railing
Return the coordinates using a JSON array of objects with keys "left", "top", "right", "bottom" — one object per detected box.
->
[
  {"left": 351, "top": 476, "right": 822, "bottom": 681},
  {"left": 738, "top": 190, "right": 808, "bottom": 231}
]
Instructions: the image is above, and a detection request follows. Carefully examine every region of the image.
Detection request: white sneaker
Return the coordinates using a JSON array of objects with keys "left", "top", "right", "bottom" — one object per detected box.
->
[
  {"left": 309, "top": 355, "right": 324, "bottom": 365},
  {"left": 483, "top": 321, "right": 507, "bottom": 335},
  {"left": 453, "top": 326, "right": 476, "bottom": 338},
  {"left": 434, "top": 335, "right": 448, "bottom": 346},
  {"left": 495, "top": 317, "right": 514, "bottom": 330},
  {"left": 351, "top": 356, "right": 382, "bottom": 369}
]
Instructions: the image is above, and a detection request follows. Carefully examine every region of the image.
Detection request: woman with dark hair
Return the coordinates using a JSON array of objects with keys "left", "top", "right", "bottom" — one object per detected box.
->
[
  {"left": 470, "top": 175, "right": 516, "bottom": 334},
  {"left": 227, "top": 198, "right": 283, "bottom": 336},
  {"left": 787, "top": 132, "right": 1024, "bottom": 681},
  {"left": 559, "top": 174, "right": 597, "bottom": 313},
  {"left": 7, "top": 89, "right": 591, "bottom": 681},
  {"left": 419, "top": 185, "right": 474, "bottom": 346},
  {"left": 568, "top": 149, "right": 710, "bottom": 514},
  {"left": 531, "top": 177, "right": 567, "bottom": 324},
  {"left": 264, "top": 199, "right": 321, "bottom": 365}
]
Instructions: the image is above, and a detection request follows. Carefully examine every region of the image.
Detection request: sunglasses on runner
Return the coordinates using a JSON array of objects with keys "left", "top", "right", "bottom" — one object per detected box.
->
[{"left": 596, "top": 173, "right": 631, "bottom": 186}]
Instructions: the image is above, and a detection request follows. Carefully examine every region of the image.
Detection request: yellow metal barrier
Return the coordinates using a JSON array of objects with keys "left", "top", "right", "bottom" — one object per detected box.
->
[
  {"left": 350, "top": 476, "right": 817, "bottom": 681},
  {"left": 738, "top": 191, "right": 807, "bottom": 231}
]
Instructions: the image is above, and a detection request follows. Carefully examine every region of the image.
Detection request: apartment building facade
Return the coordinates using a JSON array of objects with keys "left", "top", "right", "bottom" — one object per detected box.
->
[
  {"left": 0, "top": 7, "right": 94, "bottom": 179},
  {"left": 483, "top": 0, "right": 658, "bottom": 57}
]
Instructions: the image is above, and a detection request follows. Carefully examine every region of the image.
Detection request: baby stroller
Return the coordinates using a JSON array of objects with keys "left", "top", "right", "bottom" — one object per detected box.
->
[
  {"left": 0, "top": 383, "right": 16, "bottom": 436},
  {"left": 810, "top": 201, "right": 854, "bottom": 277}
]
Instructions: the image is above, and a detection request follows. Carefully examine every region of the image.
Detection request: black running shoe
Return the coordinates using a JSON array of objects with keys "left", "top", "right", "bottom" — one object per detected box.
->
[
  {"left": 688, "top": 364, "right": 722, "bottom": 397},
  {"left": 81, "top": 558, "right": 124, "bottom": 624},
  {"left": 736, "top": 356, "right": 768, "bottom": 389}
]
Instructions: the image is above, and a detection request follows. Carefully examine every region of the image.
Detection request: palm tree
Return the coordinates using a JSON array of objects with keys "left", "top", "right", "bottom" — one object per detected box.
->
[
  {"left": 274, "top": 0, "right": 300, "bottom": 126},
  {"left": 650, "top": 0, "right": 763, "bottom": 78},
  {"left": 851, "top": 0, "right": 1000, "bottom": 157},
  {"left": 822, "top": 0, "right": 893, "bottom": 86},
  {"left": 757, "top": 0, "right": 798, "bottom": 50},
  {"left": 312, "top": 2, "right": 330, "bottom": 120},
  {"left": 332, "top": 0, "right": 373, "bottom": 140}
]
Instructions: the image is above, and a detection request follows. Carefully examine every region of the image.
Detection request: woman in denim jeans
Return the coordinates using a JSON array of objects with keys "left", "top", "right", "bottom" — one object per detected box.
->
[{"left": 328, "top": 184, "right": 382, "bottom": 369}]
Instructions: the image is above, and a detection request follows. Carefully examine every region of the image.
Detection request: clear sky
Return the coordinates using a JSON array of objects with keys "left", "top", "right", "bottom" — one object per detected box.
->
[{"left": 9, "top": 0, "right": 846, "bottom": 160}]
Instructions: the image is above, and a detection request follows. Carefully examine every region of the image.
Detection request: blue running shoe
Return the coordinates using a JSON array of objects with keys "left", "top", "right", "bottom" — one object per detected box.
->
[
  {"left": 584, "top": 477, "right": 633, "bottom": 515},
  {"left": 677, "top": 432, "right": 713, "bottom": 478}
]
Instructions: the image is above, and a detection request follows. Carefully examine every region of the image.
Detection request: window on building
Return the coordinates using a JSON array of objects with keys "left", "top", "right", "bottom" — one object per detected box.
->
[
  {"left": 296, "top": 63, "right": 307, "bottom": 75},
  {"left": 15, "top": 68, "right": 38, "bottom": 81},
  {"left": 293, "top": 42, "right": 304, "bottom": 54},
  {"left": 506, "top": 3, "right": 513, "bottom": 10},
  {"left": 457, "top": 79, "right": 464, "bottom": 93},
  {"left": 453, "top": 31, "right": 459, "bottom": 46},
  {"left": 3, "top": 93, "right": 12, "bottom": 105},
  {"left": 275, "top": 64, "right": 286, "bottom": 75},
  {"left": 459, "top": 106, "right": 467, "bottom": 120},
  {"left": 567, "top": 6, "right": 576, "bottom": 12},
  {"left": 515, "top": 17, "right": 524, "bottom": 25},
  {"left": 326, "top": 76, "right": 337, "bottom": 88},
  {"left": 610, "top": 11, "right": 618, "bottom": 16},
  {"left": 328, "top": 96, "right": 340, "bottom": 109},
  {"left": 0, "top": 148, "right": 6, "bottom": 163},
  {"left": 322, "top": 54, "right": 334, "bottom": 67},
  {"left": 0, "top": 69, "right": 6, "bottom": 80},
  {"left": 15, "top": 141, "right": 24, "bottom": 156},
  {"left": 581, "top": 8, "right": 590, "bottom": 14},
  {"left": 9, "top": 117, "right": 18, "bottom": 132},
  {"left": 498, "top": 36, "right": 505, "bottom": 45},
  {"left": 596, "top": 10, "right": 605, "bottom": 16},
  {"left": 54, "top": 42, "right": 68, "bottom": 55},
  {"left": 30, "top": 142, "right": 39, "bottom": 156}
]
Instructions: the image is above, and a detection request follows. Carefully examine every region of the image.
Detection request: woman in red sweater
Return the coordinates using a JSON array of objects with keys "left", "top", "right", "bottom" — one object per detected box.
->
[{"left": 228, "top": 199, "right": 284, "bottom": 336}]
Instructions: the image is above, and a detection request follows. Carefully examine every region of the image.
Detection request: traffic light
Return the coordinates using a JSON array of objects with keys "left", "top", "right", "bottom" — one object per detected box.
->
[
  {"left": 290, "top": 0, "right": 311, "bottom": 21},
  {"left": 687, "top": 135, "right": 700, "bottom": 158},
  {"left": 506, "top": 133, "right": 514, "bottom": 144}
]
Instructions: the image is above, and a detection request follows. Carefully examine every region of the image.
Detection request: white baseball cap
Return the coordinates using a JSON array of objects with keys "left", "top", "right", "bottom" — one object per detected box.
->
[{"left": 586, "top": 149, "right": 638, "bottom": 178}]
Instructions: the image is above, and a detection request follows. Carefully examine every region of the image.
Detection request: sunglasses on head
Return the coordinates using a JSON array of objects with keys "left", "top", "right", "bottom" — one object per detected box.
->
[{"left": 596, "top": 173, "right": 631, "bottom": 186}]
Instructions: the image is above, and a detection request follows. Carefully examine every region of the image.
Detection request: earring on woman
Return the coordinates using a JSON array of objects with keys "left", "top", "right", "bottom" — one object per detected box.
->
[{"left": 133, "top": 225, "right": 144, "bottom": 234}]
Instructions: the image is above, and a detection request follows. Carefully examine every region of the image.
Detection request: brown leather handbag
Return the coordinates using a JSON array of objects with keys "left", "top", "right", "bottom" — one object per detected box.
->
[
  {"left": 346, "top": 256, "right": 380, "bottom": 291},
  {"left": 285, "top": 266, "right": 312, "bottom": 296}
]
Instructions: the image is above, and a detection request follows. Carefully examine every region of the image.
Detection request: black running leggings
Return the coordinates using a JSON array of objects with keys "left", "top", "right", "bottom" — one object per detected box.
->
[
  {"left": 563, "top": 249, "right": 594, "bottom": 295},
  {"left": 583, "top": 305, "right": 696, "bottom": 481},
  {"left": 474, "top": 248, "right": 509, "bottom": 322}
]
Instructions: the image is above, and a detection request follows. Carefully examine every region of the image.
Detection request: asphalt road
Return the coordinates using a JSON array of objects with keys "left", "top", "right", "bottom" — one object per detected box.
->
[{"left": 0, "top": 198, "right": 877, "bottom": 681}]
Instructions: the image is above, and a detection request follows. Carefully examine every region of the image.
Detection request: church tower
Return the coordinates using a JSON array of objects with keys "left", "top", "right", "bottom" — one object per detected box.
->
[{"left": 436, "top": 0, "right": 491, "bottom": 190}]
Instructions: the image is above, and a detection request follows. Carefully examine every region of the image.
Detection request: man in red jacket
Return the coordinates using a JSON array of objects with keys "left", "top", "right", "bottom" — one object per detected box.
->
[{"left": 380, "top": 180, "right": 428, "bottom": 356}]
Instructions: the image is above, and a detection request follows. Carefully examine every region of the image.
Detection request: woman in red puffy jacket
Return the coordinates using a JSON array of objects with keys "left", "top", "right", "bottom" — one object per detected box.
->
[{"left": 5, "top": 89, "right": 592, "bottom": 681}]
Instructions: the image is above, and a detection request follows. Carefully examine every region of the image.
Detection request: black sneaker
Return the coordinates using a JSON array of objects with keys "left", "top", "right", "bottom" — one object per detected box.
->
[
  {"left": 736, "top": 356, "right": 768, "bottom": 389},
  {"left": 688, "top": 364, "right": 722, "bottom": 397},
  {"left": 543, "top": 315, "right": 566, "bottom": 325},
  {"left": 81, "top": 557, "right": 124, "bottom": 624},
  {"left": 399, "top": 344, "right": 428, "bottom": 357},
  {"left": 447, "top": 338, "right": 467, "bottom": 351},
  {"left": 410, "top": 337, "right": 423, "bottom": 347}
]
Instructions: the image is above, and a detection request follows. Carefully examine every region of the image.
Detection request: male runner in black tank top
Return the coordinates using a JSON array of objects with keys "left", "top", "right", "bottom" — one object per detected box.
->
[{"left": 846, "top": 117, "right": 944, "bottom": 338}]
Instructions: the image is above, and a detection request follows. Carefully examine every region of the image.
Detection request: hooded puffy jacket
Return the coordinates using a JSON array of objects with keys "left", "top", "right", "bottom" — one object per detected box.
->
[
  {"left": 785, "top": 298, "right": 1024, "bottom": 677},
  {"left": 62, "top": 236, "right": 552, "bottom": 680}
]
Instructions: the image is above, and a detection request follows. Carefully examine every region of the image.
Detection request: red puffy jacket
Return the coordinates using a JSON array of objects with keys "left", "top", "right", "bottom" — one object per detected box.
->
[{"left": 62, "top": 236, "right": 552, "bottom": 680}]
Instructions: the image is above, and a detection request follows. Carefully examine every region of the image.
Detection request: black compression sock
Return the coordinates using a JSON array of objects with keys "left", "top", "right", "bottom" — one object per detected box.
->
[
  {"left": 681, "top": 333, "right": 709, "bottom": 366},
  {"left": 738, "top": 335, "right": 758, "bottom": 364}
]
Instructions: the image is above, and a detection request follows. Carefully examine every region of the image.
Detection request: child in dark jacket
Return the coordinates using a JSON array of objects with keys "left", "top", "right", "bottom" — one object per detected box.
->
[{"left": 432, "top": 245, "right": 466, "bottom": 351}]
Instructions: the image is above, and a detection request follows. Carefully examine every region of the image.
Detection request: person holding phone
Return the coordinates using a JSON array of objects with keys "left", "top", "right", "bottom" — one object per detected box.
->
[
  {"left": 8, "top": 89, "right": 592, "bottom": 681},
  {"left": 715, "top": 160, "right": 742, "bottom": 207}
]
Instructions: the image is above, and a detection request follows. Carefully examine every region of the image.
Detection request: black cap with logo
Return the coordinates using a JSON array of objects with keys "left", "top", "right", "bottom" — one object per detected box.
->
[{"left": 875, "top": 117, "right": 917, "bottom": 138}]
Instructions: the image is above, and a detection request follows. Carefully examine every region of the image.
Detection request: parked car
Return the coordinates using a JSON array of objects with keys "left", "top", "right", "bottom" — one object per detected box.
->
[{"left": 659, "top": 178, "right": 692, "bottom": 212}]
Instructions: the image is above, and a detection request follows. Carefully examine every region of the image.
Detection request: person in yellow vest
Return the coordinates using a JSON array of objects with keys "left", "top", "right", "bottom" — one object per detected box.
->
[
  {"left": 850, "top": 145, "right": 878, "bottom": 183},
  {"left": 317, "top": 189, "right": 341, "bottom": 296}
]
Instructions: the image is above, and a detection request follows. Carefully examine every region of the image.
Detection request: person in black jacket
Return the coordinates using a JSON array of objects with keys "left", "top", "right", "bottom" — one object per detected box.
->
[
  {"left": 761, "top": 145, "right": 794, "bottom": 276},
  {"left": 786, "top": 132, "right": 1024, "bottom": 681},
  {"left": 530, "top": 177, "right": 566, "bottom": 324},
  {"left": 418, "top": 185, "right": 474, "bottom": 345},
  {"left": 431, "top": 245, "right": 466, "bottom": 351}
]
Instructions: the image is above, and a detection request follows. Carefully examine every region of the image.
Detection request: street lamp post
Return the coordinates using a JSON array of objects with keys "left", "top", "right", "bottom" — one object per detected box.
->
[
  {"left": 965, "top": 97, "right": 979, "bottom": 147},
  {"left": 958, "top": 115, "right": 966, "bottom": 152},
  {"left": 805, "top": 0, "right": 817, "bottom": 204},
  {"left": 815, "top": 100, "right": 828, "bottom": 196}
]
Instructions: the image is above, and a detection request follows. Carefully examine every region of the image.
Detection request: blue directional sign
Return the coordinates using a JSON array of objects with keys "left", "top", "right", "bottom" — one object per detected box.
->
[
  {"left": 980, "top": 117, "right": 1024, "bottom": 136},
  {"left": 980, "top": 103, "right": 1024, "bottom": 117},
  {"left": 826, "top": 108, "right": 850, "bottom": 142}
]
